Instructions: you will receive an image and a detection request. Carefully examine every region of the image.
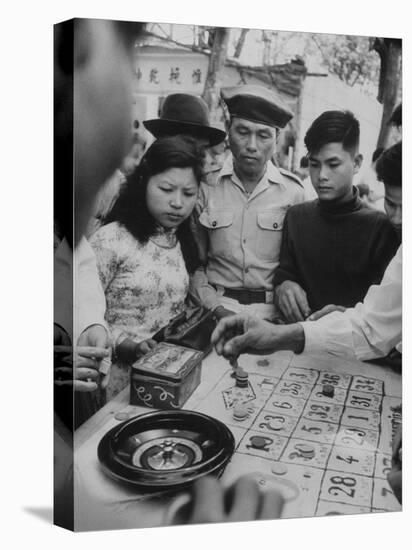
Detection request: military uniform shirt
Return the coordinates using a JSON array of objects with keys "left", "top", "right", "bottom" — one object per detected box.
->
[{"left": 192, "top": 154, "right": 304, "bottom": 310}]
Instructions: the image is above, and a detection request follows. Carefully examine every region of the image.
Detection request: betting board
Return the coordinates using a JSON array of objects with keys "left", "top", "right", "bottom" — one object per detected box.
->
[{"left": 193, "top": 358, "right": 402, "bottom": 518}]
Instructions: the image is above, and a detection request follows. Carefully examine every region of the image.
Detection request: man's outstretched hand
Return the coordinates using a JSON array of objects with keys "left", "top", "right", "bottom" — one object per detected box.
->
[{"left": 211, "top": 313, "right": 305, "bottom": 362}]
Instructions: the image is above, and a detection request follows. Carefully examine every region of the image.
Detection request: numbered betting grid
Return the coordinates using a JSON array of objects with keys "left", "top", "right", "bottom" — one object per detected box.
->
[{"left": 195, "top": 362, "right": 402, "bottom": 518}]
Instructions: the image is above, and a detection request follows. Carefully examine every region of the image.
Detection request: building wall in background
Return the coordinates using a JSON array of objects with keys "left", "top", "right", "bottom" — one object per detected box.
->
[
  {"left": 297, "top": 73, "right": 383, "bottom": 174},
  {"left": 131, "top": 43, "right": 384, "bottom": 180}
]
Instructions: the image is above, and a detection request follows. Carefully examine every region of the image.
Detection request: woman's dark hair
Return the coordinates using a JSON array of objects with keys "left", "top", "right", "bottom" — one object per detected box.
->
[{"left": 105, "top": 135, "right": 204, "bottom": 273}]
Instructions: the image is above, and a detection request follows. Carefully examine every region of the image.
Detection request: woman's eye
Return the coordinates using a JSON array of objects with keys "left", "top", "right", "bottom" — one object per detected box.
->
[{"left": 159, "top": 187, "right": 172, "bottom": 192}]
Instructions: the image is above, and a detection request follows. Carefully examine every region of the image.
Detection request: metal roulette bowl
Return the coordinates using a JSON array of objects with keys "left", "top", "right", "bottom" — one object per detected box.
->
[{"left": 97, "top": 410, "right": 235, "bottom": 490}]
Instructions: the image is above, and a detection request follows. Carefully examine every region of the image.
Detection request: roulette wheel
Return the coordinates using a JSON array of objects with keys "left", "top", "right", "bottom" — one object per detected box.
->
[{"left": 98, "top": 409, "right": 235, "bottom": 490}]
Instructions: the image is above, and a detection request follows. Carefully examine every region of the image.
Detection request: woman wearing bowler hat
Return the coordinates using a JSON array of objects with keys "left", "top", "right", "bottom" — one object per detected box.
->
[
  {"left": 144, "top": 93, "right": 226, "bottom": 146},
  {"left": 144, "top": 93, "right": 228, "bottom": 176}
]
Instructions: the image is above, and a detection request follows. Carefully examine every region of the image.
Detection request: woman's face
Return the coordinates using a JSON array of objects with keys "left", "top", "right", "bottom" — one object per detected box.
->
[{"left": 146, "top": 167, "right": 199, "bottom": 229}]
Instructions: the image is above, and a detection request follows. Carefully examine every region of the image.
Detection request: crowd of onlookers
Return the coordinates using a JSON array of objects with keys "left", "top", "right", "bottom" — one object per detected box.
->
[{"left": 65, "top": 89, "right": 401, "bottom": 407}]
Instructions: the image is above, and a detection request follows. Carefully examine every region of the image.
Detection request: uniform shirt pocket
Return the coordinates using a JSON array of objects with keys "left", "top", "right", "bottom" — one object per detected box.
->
[
  {"left": 199, "top": 209, "right": 234, "bottom": 229},
  {"left": 199, "top": 209, "right": 235, "bottom": 257},
  {"left": 256, "top": 209, "right": 286, "bottom": 261}
]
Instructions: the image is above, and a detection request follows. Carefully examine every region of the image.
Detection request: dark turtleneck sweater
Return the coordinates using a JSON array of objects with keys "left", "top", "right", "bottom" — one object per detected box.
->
[{"left": 273, "top": 187, "right": 399, "bottom": 312}]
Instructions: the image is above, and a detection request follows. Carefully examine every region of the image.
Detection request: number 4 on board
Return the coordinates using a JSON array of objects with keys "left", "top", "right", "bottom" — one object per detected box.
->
[{"left": 336, "top": 454, "right": 359, "bottom": 464}]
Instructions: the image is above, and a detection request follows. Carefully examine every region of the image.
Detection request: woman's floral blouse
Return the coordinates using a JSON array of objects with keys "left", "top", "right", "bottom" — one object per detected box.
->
[
  {"left": 90, "top": 221, "right": 189, "bottom": 345},
  {"left": 90, "top": 222, "right": 189, "bottom": 399}
]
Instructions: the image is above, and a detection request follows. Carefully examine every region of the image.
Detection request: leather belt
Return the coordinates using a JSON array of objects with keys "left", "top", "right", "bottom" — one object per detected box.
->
[{"left": 213, "top": 285, "right": 273, "bottom": 305}]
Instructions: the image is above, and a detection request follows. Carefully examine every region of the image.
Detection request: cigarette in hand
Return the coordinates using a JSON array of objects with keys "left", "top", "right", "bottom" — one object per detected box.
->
[
  {"left": 99, "top": 353, "right": 112, "bottom": 390},
  {"left": 99, "top": 356, "right": 111, "bottom": 376}
]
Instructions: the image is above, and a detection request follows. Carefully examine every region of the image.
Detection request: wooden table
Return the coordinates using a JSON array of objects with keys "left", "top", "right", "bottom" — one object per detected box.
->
[{"left": 74, "top": 349, "right": 402, "bottom": 531}]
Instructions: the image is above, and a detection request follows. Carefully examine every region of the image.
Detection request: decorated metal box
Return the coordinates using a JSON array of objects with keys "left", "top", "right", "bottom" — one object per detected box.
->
[{"left": 130, "top": 342, "right": 203, "bottom": 409}]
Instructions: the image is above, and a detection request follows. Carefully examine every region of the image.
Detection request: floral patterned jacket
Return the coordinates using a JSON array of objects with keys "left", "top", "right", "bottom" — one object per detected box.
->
[{"left": 89, "top": 222, "right": 189, "bottom": 347}]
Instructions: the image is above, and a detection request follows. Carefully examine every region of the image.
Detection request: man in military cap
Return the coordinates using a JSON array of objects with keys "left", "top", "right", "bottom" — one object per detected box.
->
[{"left": 192, "top": 84, "right": 304, "bottom": 320}]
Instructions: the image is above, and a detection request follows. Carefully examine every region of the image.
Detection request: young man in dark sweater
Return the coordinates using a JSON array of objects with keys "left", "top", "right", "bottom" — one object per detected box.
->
[{"left": 273, "top": 110, "right": 399, "bottom": 323}]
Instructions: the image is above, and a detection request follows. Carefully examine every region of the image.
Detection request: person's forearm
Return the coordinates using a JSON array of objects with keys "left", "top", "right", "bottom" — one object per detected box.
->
[
  {"left": 189, "top": 267, "right": 221, "bottom": 310},
  {"left": 274, "top": 323, "right": 305, "bottom": 354}
]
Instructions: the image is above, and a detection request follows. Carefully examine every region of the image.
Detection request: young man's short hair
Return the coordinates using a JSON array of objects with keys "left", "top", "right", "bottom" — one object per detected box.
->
[
  {"left": 304, "top": 110, "right": 360, "bottom": 154},
  {"left": 376, "top": 141, "right": 402, "bottom": 188}
]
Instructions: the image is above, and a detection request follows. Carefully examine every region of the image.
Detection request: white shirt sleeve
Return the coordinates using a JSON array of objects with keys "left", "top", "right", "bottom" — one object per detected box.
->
[
  {"left": 74, "top": 237, "right": 107, "bottom": 343},
  {"left": 302, "top": 245, "right": 402, "bottom": 360}
]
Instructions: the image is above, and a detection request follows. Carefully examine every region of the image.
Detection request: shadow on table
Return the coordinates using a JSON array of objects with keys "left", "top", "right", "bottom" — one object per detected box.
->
[{"left": 23, "top": 507, "right": 53, "bottom": 524}]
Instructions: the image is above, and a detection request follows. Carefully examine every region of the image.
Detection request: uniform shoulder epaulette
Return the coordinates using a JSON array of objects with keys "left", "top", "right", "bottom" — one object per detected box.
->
[{"left": 279, "top": 167, "right": 304, "bottom": 188}]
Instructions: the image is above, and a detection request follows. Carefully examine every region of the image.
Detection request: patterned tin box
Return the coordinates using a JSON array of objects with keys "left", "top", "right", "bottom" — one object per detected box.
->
[{"left": 130, "top": 342, "right": 203, "bottom": 410}]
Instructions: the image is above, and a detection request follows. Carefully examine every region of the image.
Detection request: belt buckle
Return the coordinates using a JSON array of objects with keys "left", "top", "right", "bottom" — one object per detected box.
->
[{"left": 265, "top": 291, "right": 274, "bottom": 304}]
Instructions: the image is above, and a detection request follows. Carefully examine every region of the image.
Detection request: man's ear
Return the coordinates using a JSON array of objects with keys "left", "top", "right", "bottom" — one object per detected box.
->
[{"left": 354, "top": 153, "right": 363, "bottom": 174}]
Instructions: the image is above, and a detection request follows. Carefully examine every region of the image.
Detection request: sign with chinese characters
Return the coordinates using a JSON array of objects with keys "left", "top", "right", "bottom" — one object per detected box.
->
[{"left": 133, "top": 53, "right": 208, "bottom": 94}]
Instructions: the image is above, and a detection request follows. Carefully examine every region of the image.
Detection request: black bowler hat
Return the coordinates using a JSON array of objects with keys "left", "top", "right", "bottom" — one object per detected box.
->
[
  {"left": 222, "top": 85, "right": 293, "bottom": 129},
  {"left": 143, "top": 93, "right": 226, "bottom": 146}
]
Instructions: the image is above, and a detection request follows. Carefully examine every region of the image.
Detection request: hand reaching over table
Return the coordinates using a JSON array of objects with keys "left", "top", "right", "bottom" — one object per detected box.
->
[
  {"left": 275, "top": 281, "right": 311, "bottom": 322},
  {"left": 211, "top": 313, "right": 305, "bottom": 362},
  {"left": 165, "top": 475, "right": 285, "bottom": 525}
]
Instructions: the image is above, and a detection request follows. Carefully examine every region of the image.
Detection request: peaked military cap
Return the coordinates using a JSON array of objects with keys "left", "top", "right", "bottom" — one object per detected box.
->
[{"left": 221, "top": 85, "right": 293, "bottom": 129}]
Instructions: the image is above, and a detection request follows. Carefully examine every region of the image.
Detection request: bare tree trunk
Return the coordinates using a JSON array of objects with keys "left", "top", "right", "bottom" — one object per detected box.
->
[
  {"left": 234, "top": 28, "right": 249, "bottom": 58},
  {"left": 374, "top": 38, "right": 402, "bottom": 148},
  {"left": 202, "top": 27, "right": 230, "bottom": 123},
  {"left": 262, "top": 31, "right": 271, "bottom": 66}
]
